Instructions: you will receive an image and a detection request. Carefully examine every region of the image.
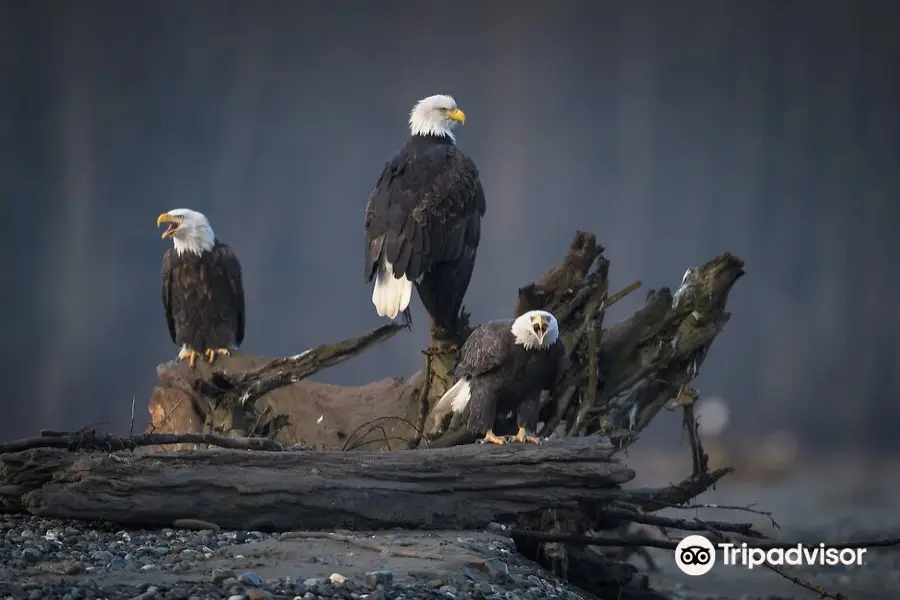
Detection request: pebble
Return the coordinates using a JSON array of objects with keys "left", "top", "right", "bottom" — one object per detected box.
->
[
  {"left": 364, "top": 571, "right": 393, "bottom": 588},
  {"left": 239, "top": 571, "right": 264, "bottom": 587}
]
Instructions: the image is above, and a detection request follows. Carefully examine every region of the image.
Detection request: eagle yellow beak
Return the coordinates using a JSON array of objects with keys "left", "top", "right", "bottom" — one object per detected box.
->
[
  {"left": 447, "top": 107, "right": 466, "bottom": 124},
  {"left": 157, "top": 212, "right": 179, "bottom": 238},
  {"left": 532, "top": 314, "right": 548, "bottom": 344}
]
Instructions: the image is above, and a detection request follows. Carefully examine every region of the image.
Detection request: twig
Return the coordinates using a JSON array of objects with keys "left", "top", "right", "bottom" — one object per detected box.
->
[
  {"left": 626, "top": 467, "right": 734, "bottom": 510},
  {"left": 586, "top": 322, "right": 598, "bottom": 417},
  {"left": 569, "top": 322, "right": 599, "bottom": 434},
  {"left": 682, "top": 401, "right": 708, "bottom": 477},
  {"left": 248, "top": 403, "right": 271, "bottom": 437},
  {"left": 129, "top": 396, "right": 136, "bottom": 437},
  {"left": 508, "top": 529, "right": 900, "bottom": 552},
  {"left": 0, "top": 430, "right": 284, "bottom": 454},
  {"left": 605, "top": 279, "right": 642, "bottom": 308},
  {"left": 761, "top": 563, "right": 848, "bottom": 600},
  {"left": 633, "top": 499, "right": 781, "bottom": 530},
  {"left": 341, "top": 436, "right": 417, "bottom": 450},
  {"left": 409, "top": 350, "right": 435, "bottom": 449},
  {"left": 280, "top": 531, "right": 488, "bottom": 565},
  {"left": 596, "top": 506, "right": 764, "bottom": 538},
  {"left": 341, "top": 416, "right": 426, "bottom": 451},
  {"left": 377, "top": 425, "right": 392, "bottom": 451},
  {"left": 766, "top": 562, "right": 849, "bottom": 599}
]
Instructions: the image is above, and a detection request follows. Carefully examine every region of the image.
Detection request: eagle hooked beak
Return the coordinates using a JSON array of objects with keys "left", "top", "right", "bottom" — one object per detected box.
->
[
  {"left": 157, "top": 213, "right": 182, "bottom": 239},
  {"left": 447, "top": 107, "right": 466, "bottom": 124},
  {"left": 531, "top": 314, "right": 548, "bottom": 345}
]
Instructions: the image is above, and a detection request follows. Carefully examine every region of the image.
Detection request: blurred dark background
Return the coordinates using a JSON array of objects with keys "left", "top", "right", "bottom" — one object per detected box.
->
[{"left": 1, "top": 0, "right": 898, "bottom": 452}]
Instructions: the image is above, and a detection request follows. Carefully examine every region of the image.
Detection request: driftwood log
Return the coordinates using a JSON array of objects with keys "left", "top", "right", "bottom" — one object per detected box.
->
[{"left": 0, "top": 438, "right": 635, "bottom": 530}]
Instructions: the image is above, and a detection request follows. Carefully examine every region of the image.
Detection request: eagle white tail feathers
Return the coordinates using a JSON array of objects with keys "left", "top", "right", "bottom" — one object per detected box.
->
[
  {"left": 434, "top": 377, "right": 472, "bottom": 414},
  {"left": 372, "top": 259, "right": 413, "bottom": 319}
]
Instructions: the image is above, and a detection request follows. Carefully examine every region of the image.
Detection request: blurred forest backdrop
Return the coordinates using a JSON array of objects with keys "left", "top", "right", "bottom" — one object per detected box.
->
[{"left": 1, "top": 0, "right": 898, "bottom": 452}]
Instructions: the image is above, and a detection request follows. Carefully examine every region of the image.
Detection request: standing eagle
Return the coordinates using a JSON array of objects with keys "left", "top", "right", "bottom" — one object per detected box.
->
[
  {"left": 157, "top": 208, "right": 245, "bottom": 369},
  {"left": 433, "top": 310, "right": 567, "bottom": 445},
  {"left": 364, "top": 94, "right": 486, "bottom": 337}
]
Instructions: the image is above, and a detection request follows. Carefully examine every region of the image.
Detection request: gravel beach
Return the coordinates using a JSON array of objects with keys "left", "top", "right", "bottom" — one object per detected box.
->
[{"left": 0, "top": 515, "right": 592, "bottom": 600}]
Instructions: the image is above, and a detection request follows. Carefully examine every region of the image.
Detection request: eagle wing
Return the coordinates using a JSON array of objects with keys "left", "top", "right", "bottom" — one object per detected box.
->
[
  {"left": 160, "top": 245, "right": 246, "bottom": 348},
  {"left": 213, "top": 243, "right": 245, "bottom": 346},
  {"left": 454, "top": 321, "right": 514, "bottom": 379},
  {"left": 160, "top": 249, "right": 178, "bottom": 344},
  {"left": 453, "top": 321, "right": 515, "bottom": 434},
  {"left": 364, "top": 143, "right": 486, "bottom": 283}
]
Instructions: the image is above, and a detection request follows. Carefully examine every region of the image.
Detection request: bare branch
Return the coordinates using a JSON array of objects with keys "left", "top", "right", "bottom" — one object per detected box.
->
[
  {"left": 0, "top": 429, "right": 284, "bottom": 454},
  {"left": 208, "top": 322, "right": 407, "bottom": 406},
  {"left": 509, "top": 529, "right": 900, "bottom": 552}
]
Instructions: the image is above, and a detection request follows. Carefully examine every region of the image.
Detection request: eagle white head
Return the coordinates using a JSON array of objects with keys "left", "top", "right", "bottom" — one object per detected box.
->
[
  {"left": 511, "top": 310, "right": 560, "bottom": 350},
  {"left": 157, "top": 208, "right": 216, "bottom": 256},
  {"left": 408, "top": 94, "right": 466, "bottom": 141}
]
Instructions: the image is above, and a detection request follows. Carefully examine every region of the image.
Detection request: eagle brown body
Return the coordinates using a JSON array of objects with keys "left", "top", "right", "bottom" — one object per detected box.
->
[
  {"left": 365, "top": 134, "right": 485, "bottom": 335},
  {"left": 364, "top": 94, "right": 486, "bottom": 338},
  {"left": 457, "top": 319, "right": 566, "bottom": 437},
  {"left": 161, "top": 242, "right": 245, "bottom": 361},
  {"left": 434, "top": 311, "right": 567, "bottom": 445}
]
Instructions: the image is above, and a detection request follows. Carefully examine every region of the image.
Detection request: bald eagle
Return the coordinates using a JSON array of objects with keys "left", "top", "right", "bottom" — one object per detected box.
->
[
  {"left": 433, "top": 310, "right": 566, "bottom": 445},
  {"left": 157, "top": 208, "right": 245, "bottom": 369},
  {"left": 364, "top": 94, "right": 486, "bottom": 337}
]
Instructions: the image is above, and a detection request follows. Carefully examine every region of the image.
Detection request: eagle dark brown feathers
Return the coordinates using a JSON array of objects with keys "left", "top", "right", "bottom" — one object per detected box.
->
[
  {"left": 364, "top": 134, "right": 486, "bottom": 335},
  {"left": 452, "top": 319, "right": 566, "bottom": 439},
  {"left": 161, "top": 241, "right": 245, "bottom": 355}
]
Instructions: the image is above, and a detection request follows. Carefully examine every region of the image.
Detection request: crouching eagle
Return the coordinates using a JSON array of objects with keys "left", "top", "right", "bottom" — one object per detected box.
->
[
  {"left": 157, "top": 208, "right": 245, "bottom": 368},
  {"left": 433, "top": 310, "right": 566, "bottom": 445},
  {"left": 364, "top": 94, "right": 486, "bottom": 337}
]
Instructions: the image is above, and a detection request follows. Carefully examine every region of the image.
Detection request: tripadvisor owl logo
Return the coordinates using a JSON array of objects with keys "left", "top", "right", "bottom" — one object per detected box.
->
[{"left": 675, "top": 535, "right": 716, "bottom": 576}]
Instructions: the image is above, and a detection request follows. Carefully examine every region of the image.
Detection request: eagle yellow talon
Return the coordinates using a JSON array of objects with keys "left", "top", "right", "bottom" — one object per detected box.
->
[
  {"left": 204, "top": 347, "right": 231, "bottom": 364},
  {"left": 177, "top": 349, "right": 201, "bottom": 369},
  {"left": 514, "top": 426, "right": 541, "bottom": 445},
  {"left": 482, "top": 430, "right": 507, "bottom": 445}
]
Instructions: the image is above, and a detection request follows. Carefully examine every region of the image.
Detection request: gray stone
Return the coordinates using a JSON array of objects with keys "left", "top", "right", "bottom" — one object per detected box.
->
[
  {"left": 238, "top": 572, "right": 263, "bottom": 587},
  {"left": 364, "top": 571, "right": 394, "bottom": 588}
]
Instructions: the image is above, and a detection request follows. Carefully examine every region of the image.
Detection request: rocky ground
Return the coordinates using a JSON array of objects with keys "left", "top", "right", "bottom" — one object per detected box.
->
[
  {"left": 0, "top": 517, "right": 586, "bottom": 600},
  {"left": 1, "top": 454, "right": 898, "bottom": 600}
]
